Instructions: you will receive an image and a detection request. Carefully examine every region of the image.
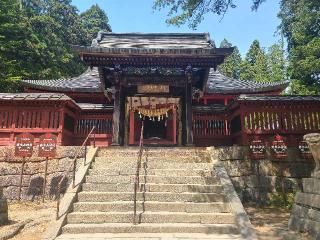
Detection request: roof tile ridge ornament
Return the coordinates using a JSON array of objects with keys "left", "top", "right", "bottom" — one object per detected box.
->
[{"left": 92, "top": 30, "right": 105, "bottom": 47}]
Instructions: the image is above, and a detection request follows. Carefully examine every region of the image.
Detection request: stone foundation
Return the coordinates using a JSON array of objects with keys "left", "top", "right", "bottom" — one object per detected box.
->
[
  {"left": 289, "top": 177, "right": 320, "bottom": 239},
  {"left": 211, "top": 146, "right": 315, "bottom": 203},
  {"left": 0, "top": 187, "right": 8, "bottom": 225},
  {"left": 288, "top": 133, "right": 320, "bottom": 239},
  {"left": 0, "top": 146, "right": 83, "bottom": 200}
]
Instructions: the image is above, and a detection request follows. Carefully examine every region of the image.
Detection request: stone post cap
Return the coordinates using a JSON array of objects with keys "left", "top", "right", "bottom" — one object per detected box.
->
[{"left": 304, "top": 133, "right": 320, "bottom": 143}]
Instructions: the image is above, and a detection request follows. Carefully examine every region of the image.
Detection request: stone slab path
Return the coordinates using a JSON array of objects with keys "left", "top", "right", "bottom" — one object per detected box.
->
[{"left": 55, "top": 233, "right": 244, "bottom": 240}]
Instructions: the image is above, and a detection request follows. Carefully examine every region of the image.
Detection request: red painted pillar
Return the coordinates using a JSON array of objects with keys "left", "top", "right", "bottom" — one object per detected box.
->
[
  {"left": 129, "top": 110, "right": 135, "bottom": 145},
  {"left": 173, "top": 108, "right": 177, "bottom": 145},
  {"left": 57, "top": 107, "right": 65, "bottom": 145},
  {"left": 224, "top": 98, "right": 229, "bottom": 135},
  {"left": 10, "top": 109, "right": 17, "bottom": 145}
]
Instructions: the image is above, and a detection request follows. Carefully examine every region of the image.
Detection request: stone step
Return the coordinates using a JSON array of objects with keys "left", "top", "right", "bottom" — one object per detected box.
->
[
  {"left": 73, "top": 201, "right": 231, "bottom": 213},
  {"left": 62, "top": 223, "right": 240, "bottom": 234},
  {"left": 92, "top": 161, "right": 213, "bottom": 170},
  {"left": 67, "top": 212, "right": 235, "bottom": 224},
  {"left": 77, "top": 192, "right": 227, "bottom": 203},
  {"left": 97, "top": 148, "right": 209, "bottom": 158},
  {"left": 88, "top": 168, "right": 215, "bottom": 177},
  {"left": 56, "top": 233, "right": 244, "bottom": 240},
  {"left": 85, "top": 175, "right": 219, "bottom": 185},
  {"left": 82, "top": 183, "right": 223, "bottom": 193}
]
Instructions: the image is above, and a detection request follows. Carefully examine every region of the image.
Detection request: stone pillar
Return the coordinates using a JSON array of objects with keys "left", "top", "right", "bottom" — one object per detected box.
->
[
  {"left": 288, "top": 133, "right": 320, "bottom": 239},
  {"left": 0, "top": 187, "right": 8, "bottom": 225}
]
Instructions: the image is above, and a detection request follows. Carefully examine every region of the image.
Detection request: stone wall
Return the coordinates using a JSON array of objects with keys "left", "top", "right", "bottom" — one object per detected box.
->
[
  {"left": 210, "top": 146, "right": 315, "bottom": 203},
  {"left": 0, "top": 146, "right": 83, "bottom": 200},
  {"left": 288, "top": 133, "right": 320, "bottom": 239},
  {"left": 0, "top": 187, "right": 8, "bottom": 225}
]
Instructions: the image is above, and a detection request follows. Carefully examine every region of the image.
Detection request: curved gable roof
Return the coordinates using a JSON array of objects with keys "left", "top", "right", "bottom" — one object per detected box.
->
[
  {"left": 206, "top": 69, "right": 289, "bottom": 94},
  {"left": 22, "top": 68, "right": 101, "bottom": 93}
]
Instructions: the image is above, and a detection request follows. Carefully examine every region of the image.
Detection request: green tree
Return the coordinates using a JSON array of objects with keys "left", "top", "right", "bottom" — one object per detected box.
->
[
  {"left": 267, "top": 41, "right": 287, "bottom": 82},
  {"left": 81, "top": 4, "right": 112, "bottom": 41},
  {"left": 0, "top": 1, "right": 112, "bottom": 92},
  {"left": 153, "top": 0, "right": 266, "bottom": 29},
  {"left": 239, "top": 40, "right": 270, "bottom": 82},
  {"left": 218, "top": 39, "right": 242, "bottom": 79},
  {"left": 0, "top": 0, "right": 40, "bottom": 91},
  {"left": 278, "top": 0, "right": 320, "bottom": 93},
  {"left": 26, "top": 0, "right": 88, "bottom": 78}
]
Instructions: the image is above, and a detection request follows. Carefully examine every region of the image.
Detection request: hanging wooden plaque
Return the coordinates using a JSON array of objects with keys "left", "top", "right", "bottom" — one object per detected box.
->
[
  {"left": 137, "top": 84, "right": 169, "bottom": 93},
  {"left": 38, "top": 133, "right": 57, "bottom": 158},
  {"left": 15, "top": 133, "right": 35, "bottom": 157}
]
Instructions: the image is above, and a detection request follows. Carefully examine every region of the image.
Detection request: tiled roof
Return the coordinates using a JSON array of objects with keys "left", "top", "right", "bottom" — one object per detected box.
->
[
  {"left": 0, "top": 93, "right": 71, "bottom": 101},
  {"left": 74, "top": 32, "right": 224, "bottom": 55},
  {"left": 206, "top": 69, "right": 289, "bottom": 94},
  {"left": 22, "top": 68, "right": 101, "bottom": 93},
  {"left": 21, "top": 68, "right": 289, "bottom": 95},
  {"left": 237, "top": 94, "right": 320, "bottom": 102}
]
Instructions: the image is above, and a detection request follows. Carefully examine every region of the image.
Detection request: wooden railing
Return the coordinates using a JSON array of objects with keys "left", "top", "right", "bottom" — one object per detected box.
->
[
  {"left": 192, "top": 111, "right": 232, "bottom": 146},
  {"left": 0, "top": 108, "right": 63, "bottom": 145},
  {"left": 237, "top": 102, "right": 320, "bottom": 146},
  {"left": 56, "top": 126, "right": 96, "bottom": 220},
  {"left": 133, "top": 121, "right": 144, "bottom": 225},
  {"left": 73, "top": 115, "right": 113, "bottom": 146},
  {"left": 193, "top": 112, "right": 230, "bottom": 136}
]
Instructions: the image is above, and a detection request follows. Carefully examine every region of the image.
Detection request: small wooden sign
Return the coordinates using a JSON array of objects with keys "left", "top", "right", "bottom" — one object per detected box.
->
[
  {"left": 38, "top": 133, "right": 57, "bottom": 158},
  {"left": 15, "top": 133, "right": 35, "bottom": 157},
  {"left": 137, "top": 84, "right": 169, "bottom": 94}
]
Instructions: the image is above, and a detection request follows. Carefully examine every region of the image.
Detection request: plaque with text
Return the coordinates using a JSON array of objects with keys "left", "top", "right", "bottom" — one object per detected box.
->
[
  {"left": 15, "top": 133, "right": 35, "bottom": 157},
  {"left": 137, "top": 84, "right": 169, "bottom": 94},
  {"left": 38, "top": 133, "right": 57, "bottom": 158}
]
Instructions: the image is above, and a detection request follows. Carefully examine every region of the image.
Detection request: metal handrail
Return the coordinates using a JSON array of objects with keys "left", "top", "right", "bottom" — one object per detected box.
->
[
  {"left": 56, "top": 126, "right": 96, "bottom": 220},
  {"left": 133, "top": 121, "right": 144, "bottom": 225}
]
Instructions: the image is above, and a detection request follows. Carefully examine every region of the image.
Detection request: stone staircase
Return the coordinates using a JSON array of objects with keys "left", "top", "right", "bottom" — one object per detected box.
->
[{"left": 56, "top": 147, "right": 244, "bottom": 239}]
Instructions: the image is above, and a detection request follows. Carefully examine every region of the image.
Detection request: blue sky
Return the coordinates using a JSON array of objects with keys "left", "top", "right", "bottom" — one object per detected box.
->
[{"left": 72, "top": 0, "right": 282, "bottom": 56}]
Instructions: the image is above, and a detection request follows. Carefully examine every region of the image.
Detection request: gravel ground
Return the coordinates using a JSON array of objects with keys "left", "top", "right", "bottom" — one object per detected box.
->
[
  {"left": 0, "top": 201, "right": 56, "bottom": 240},
  {"left": 245, "top": 204, "right": 312, "bottom": 240}
]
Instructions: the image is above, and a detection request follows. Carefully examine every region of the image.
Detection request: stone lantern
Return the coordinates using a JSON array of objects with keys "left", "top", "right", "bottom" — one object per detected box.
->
[{"left": 304, "top": 133, "right": 320, "bottom": 177}]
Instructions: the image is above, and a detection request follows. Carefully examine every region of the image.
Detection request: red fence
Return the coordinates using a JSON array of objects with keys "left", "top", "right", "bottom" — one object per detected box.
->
[
  {"left": 0, "top": 107, "right": 63, "bottom": 146},
  {"left": 239, "top": 101, "right": 320, "bottom": 146},
  {"left": 0, "top": 98, "right": 319, "bottom": 147},
  {"left": 73, "top": 114, "right": 113, "bottom": 146},
  {"left": 192, "top": 111, "right": 232, "bottom": 146},
  {"left": 0, "top": 103, "right": 113, "bottom": 147},
  {"left": 192, "top": 99, "right": 320, "bottom": 147}
]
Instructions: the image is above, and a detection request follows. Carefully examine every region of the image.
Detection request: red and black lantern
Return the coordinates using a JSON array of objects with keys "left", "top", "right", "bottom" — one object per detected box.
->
[{"left": 271, "top": 134, "right": 287, "bottom": 159}]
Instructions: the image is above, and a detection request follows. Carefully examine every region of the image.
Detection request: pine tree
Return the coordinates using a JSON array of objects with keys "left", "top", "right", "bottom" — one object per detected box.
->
[
  {"left": 267, "top": 42, "right": 287, "bottom": 82},
  {"left": 239, "top": 40, "right": 270, "bottom": 82},
  {"left": 81, "top": 4, "right": 112, "bottom": 42},
  {"left": 278, "top": 0, "right": 320, "bottom": 93},
  {"left": 219, "top": 39, "right": 242, "bottom": 79},
  {"left": 0, "top": 0, "right": 40, "bottom": 91}
]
